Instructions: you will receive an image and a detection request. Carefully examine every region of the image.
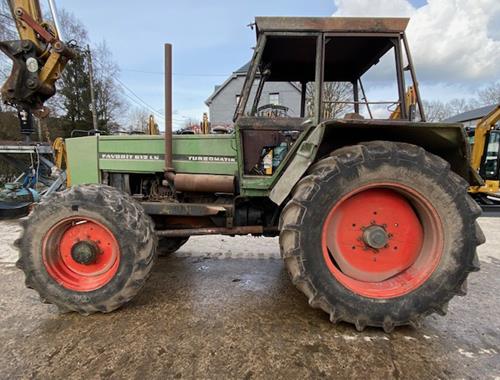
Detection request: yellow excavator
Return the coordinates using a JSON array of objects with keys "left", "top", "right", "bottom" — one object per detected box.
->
[
  {"left": 468, "top": 105, "right": 500, "bottom": 206},
  {"left": 391, "top": 88, "right": 500, "bottom": 207}
]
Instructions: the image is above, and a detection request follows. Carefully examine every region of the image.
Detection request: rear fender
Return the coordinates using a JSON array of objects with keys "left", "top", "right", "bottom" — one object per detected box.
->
[{"left": 270, "top": 119, "right": 479, "bottom": 205}]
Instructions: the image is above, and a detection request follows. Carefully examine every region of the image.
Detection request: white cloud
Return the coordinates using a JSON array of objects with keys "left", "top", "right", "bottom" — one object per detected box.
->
[
  {"left": 333, "top": 0, "right": 500, "bottom": 84},
  {"left": 334, "top": 0, "right": 414, "bottom": 17}
]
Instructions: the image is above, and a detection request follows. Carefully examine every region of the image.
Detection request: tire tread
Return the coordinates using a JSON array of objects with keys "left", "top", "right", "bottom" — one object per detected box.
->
[{"left": 280, "top": 141, "right": 484, "bottom": 331}]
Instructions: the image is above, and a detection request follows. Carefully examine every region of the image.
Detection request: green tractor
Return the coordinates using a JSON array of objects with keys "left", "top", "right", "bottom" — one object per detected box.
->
[{"left": 15, "top": 17, "right": 484, "bottom": 332}]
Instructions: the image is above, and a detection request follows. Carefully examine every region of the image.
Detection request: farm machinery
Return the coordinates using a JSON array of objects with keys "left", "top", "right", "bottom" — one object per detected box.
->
[
  {"left": 1, "top": 2, "right": 485, "bottom": 332},
  {"left": 468, "top": 105, "right": 500, "bottom": 208}
]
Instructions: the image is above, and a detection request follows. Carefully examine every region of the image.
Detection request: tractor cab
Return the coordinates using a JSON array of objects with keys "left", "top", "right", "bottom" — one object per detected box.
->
[
  {"left": 235, "top": 17, "right": 424, "bottom": 123},
  {"left": 234, "top": 17, "right": 427, "bottom": 178}
]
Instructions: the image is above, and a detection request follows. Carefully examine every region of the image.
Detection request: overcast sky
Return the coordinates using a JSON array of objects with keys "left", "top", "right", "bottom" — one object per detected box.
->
[{"left": 59, "top": 0, "right": 499, "bottom": 128}]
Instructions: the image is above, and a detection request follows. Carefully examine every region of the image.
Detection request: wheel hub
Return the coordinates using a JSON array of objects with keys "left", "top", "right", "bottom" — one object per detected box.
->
[
  {"left": 321, "top": 185, "right": 444, "bottom": 299},
  {"left": 42, "top": 217, "right": 120, "bottom": 292},
  {"left": 71, "top": 240, "right": 99, "bottom": 265},
  {"left": 362, "top": 225, "right": 389, "bottom": 250},
  {"left": 323, "top": 188, "right": 423, "bottom": 282}
]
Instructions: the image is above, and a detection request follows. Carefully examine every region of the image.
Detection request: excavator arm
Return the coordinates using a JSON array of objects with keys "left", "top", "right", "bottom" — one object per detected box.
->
[
  {"left": 390, "top": 86, "right": 417, "bottom": 120},
  {"left": 0, "top": 0, "right": 74, "bottom": 120}
]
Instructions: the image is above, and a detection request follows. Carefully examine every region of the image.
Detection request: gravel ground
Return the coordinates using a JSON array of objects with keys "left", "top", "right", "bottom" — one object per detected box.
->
[{"left": 0, "top": 217, "right": 499, "bottom": 379}]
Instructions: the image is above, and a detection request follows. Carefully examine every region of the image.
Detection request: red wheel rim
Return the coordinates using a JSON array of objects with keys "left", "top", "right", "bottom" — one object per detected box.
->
[
  {"left": 42, "top": 217, "right": 120, "bottom": 292},
  {"left": 321, "top": 184, "right": 443, "bottom": 299}
]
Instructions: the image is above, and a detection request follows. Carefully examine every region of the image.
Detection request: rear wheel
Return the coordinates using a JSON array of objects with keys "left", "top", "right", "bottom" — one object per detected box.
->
[
  {"left": 16, "top": 185, "right": 157, "bottom": 314},
  {"left": 280, "top": 141, "right": 484, "bottom": 332}
]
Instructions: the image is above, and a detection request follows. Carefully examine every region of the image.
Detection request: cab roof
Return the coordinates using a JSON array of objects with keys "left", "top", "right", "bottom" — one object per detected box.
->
[
  {"left": 255, "top": 17, "right": 409, "bottom": 34},
  {"left": 253, "top": 17, "right": 410, "bottom": 83}
]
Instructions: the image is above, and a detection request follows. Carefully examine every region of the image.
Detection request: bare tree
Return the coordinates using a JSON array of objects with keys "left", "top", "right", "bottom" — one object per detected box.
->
[
  {"left": 448, "top": 98, "right": 480, "bottom": 116},
  {"left": 424, "top": 97, "right": 487, "bottom": 121},
  {"left": 93, "top": 40, "right": 124, "bottom": 127},
  {"left": 44, "top": 8, "right": 90, "bottom": 117},
  {"left": 0, "top": 1, "right": 17, "bottom": 104},
  {"left": 46, "top": 10, "right": 125, "bottom": 130},
  {"left": 423, "top": 100, "right": 452, "bottom": 122},
  {"left": 127, "top": 107, "right": 149, "bottom": 132},
  {"left": 306, "top": 82, "right": 353, "bottom": 119},
  {"left": 58, "top": 8, "right": 89, "bottom": 44},
  {"left": 478, "top": 82, "right": 500, "bottom": 105},
  {"left": 0, "top": 2, "right": 16, "bottom": 39}
]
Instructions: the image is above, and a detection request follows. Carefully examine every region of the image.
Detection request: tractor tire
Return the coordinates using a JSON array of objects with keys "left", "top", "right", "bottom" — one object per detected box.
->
[
  {"left": 15, "top": 184, "right": 157, "bottom": 315},
  {"left": 280, "top": 141, "right": 485, "bottom": 332},
  {"left": 157, "top": 237, "right": 189, "bottom": 257}
]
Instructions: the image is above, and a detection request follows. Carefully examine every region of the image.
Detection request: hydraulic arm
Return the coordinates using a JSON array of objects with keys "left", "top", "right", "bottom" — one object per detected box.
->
[{"left": 0, "top": 0, "right": 74, "bottom": 130}]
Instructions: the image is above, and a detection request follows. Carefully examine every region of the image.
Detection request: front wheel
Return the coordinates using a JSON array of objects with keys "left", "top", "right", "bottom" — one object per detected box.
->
[
  {"left": 16, "top": 185, "right": 157, "bottom": 314},
  {"left": 280, "top": 141, "right": 484, "bottom": 332}
]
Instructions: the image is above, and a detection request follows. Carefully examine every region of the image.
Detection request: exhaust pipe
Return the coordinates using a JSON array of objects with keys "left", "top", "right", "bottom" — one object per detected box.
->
[
  {"left": 164, "top": 43, "right": 175, "bottom": 183},
  {"left": 162, "top": 43, "right": 233, "bottom": 195}
]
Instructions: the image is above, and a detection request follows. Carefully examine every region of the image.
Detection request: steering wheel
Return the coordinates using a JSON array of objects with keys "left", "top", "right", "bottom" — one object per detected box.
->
[{"left": 257, "top": 104, "right": 289, "bottom": 118}]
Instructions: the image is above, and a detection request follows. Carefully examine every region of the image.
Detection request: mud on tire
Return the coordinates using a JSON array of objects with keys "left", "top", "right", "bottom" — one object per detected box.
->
[
  {"left": 279, "top": 141, "right": 485, "bottom": 332},
  {"left": 16, "top": 184, "right": 157, "bottom": 314}
]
